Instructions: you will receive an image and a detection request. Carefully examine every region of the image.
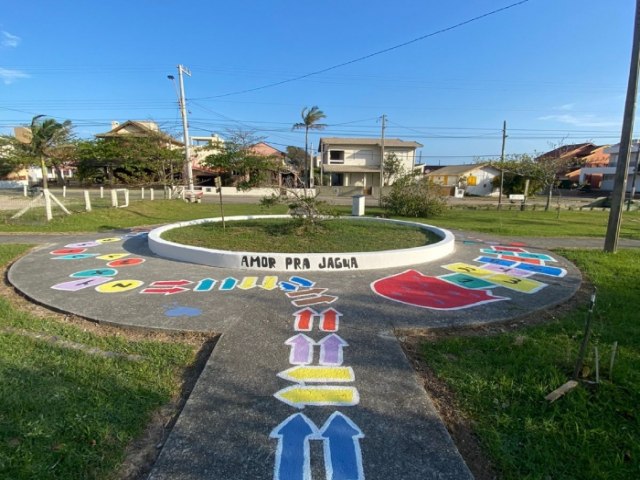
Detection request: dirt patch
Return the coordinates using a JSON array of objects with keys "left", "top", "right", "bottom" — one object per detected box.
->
[{"left": 398, "top": 281, "right": 592, "bottom": 480}]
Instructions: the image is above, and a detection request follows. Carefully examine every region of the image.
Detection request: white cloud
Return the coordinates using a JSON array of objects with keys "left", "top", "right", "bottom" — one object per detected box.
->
[
  {"left": 0, "top": 67, "right": 30, "bottom": 85},
  {"left": 1, "top": 31, "right": 21, "bottom": 48},
  {"left": 538, "top": 113, "right": 619, "bottom": 128},
  {"left": 556, "top": 103, "right": 575, "bottom": 111}
]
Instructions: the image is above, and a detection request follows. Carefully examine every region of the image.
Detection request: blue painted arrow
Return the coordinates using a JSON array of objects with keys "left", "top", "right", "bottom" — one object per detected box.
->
[
  {"left": 219, "top": 277, "right": 238, "bottom": 291},
  {"left": 270, "top": 413, "right": 318, "bottom": 480},
  {"left": 279, "top": 281, "right": 298, "bottom": 292},
  {"left": 194, "top": 278, "right": 217, "bottom": 292},
  {"left": 290, "top": 276, "right": 315, "bottom": 288},
  {"left": 320, "top": 412, "right": 365, "bottom": 480}
]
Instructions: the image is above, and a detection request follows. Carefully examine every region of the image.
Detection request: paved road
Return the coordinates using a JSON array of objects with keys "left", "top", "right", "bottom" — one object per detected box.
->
[{"left": 5, "top": 228, "right": 588, "bottom": 479}]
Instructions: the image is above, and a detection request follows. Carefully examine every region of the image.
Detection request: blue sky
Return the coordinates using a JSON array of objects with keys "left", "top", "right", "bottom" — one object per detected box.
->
[{"left": 1, "top": 0, "right": 637, "bottom": 164}]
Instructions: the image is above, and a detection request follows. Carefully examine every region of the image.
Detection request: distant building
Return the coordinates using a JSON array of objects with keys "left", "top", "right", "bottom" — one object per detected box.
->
[
  {"left": 318, "top": 137, "right": 422, "bottom": 194},
  {"left": 590, "top": 142, "right": 640, "bottom": 192},
  {"left": 425, "top": 164, "right": 499, "bottom": 196},
  {"left": 96, "top": 120, "right": 184, "bottom": 148},
  {"left": 536, "top": 143, "right": 610, "bottom": 189}
]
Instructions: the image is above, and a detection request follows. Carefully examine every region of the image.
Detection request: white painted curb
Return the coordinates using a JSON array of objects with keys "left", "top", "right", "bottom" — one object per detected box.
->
[{"left": 148, "top": 215, "right": 455, "bottom": 272}]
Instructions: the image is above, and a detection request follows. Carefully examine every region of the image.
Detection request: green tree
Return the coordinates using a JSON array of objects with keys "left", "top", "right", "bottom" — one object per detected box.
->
[
  {"left": 383, "top": 152, "right": 405, "bottom": 186},
  {"left": 286, "top": 146, "right": 307, "bottom": 176},
  {"left": 202, "top": 129, "right": 280, "bottom": 190},
  {"left": 75, "top": 136, "right": 182, "bottom": 186},
  {"left": 2, "top": 115, "right": 74, "bottom": 188},
  {"left": 491, "top": 154, "right": 543, "bottom": 197},
  {"left": 292, "top": 106, "right": 327, "bottom": 187}
]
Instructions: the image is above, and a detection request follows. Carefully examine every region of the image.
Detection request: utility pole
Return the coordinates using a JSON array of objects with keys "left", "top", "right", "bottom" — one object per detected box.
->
[
  {"left": 605, "top": 0, "right": 640, "bottom": 253},
  {"left": 176, "top": 65, "right": 193, "bottom": 192},
  {"left": 309, "top": 144, "right": 315, "bottom": 189},
  {"left": 627, "top": 142, "right": 639, "bottom": 211},
  {"left": 498, "top": 120, "right": 507, "bottom": 210},
  {"left": 379, "top": 114, "right": 386, "bottom": 207}
]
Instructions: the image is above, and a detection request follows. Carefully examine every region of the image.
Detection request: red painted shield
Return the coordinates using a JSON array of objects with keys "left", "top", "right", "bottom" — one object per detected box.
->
[{"left": 371, "top": 269, "right": 508, "bottom": 310}]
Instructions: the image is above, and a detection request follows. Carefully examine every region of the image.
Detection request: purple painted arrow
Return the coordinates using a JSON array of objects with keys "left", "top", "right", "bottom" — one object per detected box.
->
[
  {"left": 318, "top": 334, "right": 349, "bottom": 366},
  {"left": 285, "top": 334, "right": 315, "bottom": 365}
]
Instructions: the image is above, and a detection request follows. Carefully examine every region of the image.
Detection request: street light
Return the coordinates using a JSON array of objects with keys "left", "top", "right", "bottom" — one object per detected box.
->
[{"left": 167, "top": 66, "right": 193, "bottom": 193}]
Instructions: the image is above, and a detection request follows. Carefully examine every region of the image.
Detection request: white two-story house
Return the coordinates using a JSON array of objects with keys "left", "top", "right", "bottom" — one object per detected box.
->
[{"left": 318, "top": 137, "right": 422, "bottom": 194}]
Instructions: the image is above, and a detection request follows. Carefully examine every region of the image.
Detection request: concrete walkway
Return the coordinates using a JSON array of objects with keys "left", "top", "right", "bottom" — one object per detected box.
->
[{"left": 5, "top": 228, "right": 591, "bottom": 479}]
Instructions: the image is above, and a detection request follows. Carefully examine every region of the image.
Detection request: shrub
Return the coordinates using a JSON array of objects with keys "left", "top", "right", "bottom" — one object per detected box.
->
[{"left": 382, "top": 175, "right": 447, "bottom": 217}]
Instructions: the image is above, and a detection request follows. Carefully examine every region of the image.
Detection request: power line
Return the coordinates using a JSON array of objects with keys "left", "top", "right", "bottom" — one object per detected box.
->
[{"left": 192, "top": 0, "right": 532, "bottom": 100}]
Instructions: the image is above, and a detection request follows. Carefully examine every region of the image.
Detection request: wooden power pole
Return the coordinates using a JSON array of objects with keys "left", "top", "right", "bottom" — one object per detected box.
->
[
  {"left": 605, "top": 0, "right": 640, "bottom": 253},
  {"left": 498, "top": 120, "right": 507, "bottom": 210},
  {"left": 379, "top": 114, "right": 386, "bottom": 207}
]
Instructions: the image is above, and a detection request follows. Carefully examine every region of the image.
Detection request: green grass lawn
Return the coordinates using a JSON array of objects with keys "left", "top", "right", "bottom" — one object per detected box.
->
[
  {"left": 0, "top": 245, "right": 201, "bottom": 479},
  {"left": 0, "top": 199, "right": 287, "bottom": 233},
  {"left": 414, "top": 209, "right": 640, "bottom": 239},
  {"left": 162, "top": 218, "right": 439, "bottom": 253},
  {"left": 420, "top": 249, "right": 640, "bottom": 479},
  {"left": 0, "top": 198, "right": 638, "bottom": 240}
]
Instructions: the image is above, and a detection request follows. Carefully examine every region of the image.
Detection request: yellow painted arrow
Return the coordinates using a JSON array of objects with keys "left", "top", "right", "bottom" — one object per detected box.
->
[
  {"left": 237, "top": 276, "right": 258, "bottom": 290},
  {"left": 274, "top": 386, "right": 359, "bottom": 408},
  {"left": 260, "top": 276, "right": 279, "bottom": 290},
  {"left": 278, "top": 366, "right": 355, "bottom": 383}
]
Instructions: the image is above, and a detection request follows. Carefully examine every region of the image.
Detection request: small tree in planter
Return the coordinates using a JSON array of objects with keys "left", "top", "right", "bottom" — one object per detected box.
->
[
  {"left": 261, "top": 173, "right": 338, "bottom": 233},
  {"left": 382, "top": 174, "right": 447, "bottom": 217}
]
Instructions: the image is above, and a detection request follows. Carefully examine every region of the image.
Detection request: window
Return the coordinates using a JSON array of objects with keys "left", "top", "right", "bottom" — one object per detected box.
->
[{"left": 329, "top": 150, "right": 345, "bottom": 163}]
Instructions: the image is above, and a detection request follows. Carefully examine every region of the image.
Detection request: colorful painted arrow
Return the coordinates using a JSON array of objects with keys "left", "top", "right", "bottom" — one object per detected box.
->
[
  {"left": 270, "top": 413, "right": 317, "bottom": 480},
  {"left": 293, "top": 308, "right": 317, "bottom": 331},
  {"left": 141, "top": 286, "right": 189, "bottom": 295},
  {"left": 277, "top": 366, "right": 355, "bottom": 383},
  {"left": 291, "top": 295, "right": 338, "bottom": 307},
  {"left": 260, "top": 276, "right": 279, "bottom": 290},
  {"left": 194, "top": 278, "right": 217, "bottom": 292},
  {"left": 318, "top": 334, "right": 349, "bottom": 366},
  {"left": 319, "top": 308, "right": 341, "bottom": 331},
  {"left": 320, "top": 412, "right": 365, "bottom": 480},
  {"left": 285, "top": 334, "right": 315, "bottom": 365},
  {"left": 148, "top": 279, "right": 192, "bottom": 287},
  {"left": 274, "top": 385, "right": 359, "bottom": 408},
  {"left": 289, "top": 276, "right": 315, "bottom": 288},
  {"left": 219, "top": 277, "right": 238, "bottom": 291}
]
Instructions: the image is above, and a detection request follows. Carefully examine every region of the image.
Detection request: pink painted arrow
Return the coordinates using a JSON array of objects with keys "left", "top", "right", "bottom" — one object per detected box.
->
[
  {"left": 149, "top": 279, "right": 193, "bottom": 287},
  {"left": 293, "top": 308, "right": 317, "bottom": 331},
  {"left": 319, "top": 308, "right": 341, "bottom": 332},
  {"left": 141, "top": 286, "right": 189, "bottom": 295},
  {"left": 285, "top": 334, "right": 315, "bottom": 365},
  {"left": 318, "top": 334, "right": 348, "bottom": 366}
]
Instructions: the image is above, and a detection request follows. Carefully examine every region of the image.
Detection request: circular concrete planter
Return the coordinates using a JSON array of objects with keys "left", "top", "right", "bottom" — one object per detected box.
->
[{"left": 148, "top": 215, "right": 455, "bottom": 272}]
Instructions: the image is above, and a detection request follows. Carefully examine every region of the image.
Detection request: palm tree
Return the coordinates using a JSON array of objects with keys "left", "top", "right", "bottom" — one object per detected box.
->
[
  {"left": 27, "top": 115, "right": 73, "bottom": 189},
  {"left": 292, "top": 106, "right": 327, "bottom": 187}
]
